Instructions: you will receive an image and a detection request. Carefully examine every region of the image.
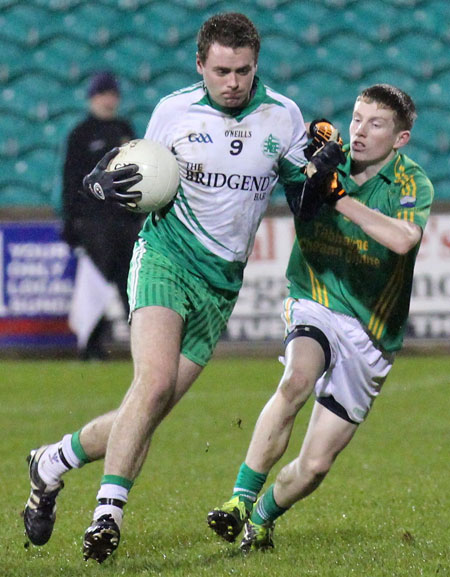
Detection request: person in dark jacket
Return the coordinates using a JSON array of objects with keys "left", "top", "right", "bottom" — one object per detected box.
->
[{"left": 62, "top": 71, "right": 143, "bottom": 360}]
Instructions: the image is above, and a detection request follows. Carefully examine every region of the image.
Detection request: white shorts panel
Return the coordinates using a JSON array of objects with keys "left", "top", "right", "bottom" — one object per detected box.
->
[{"left": 282, "top": 298, "right": 394, "bottom": 423}]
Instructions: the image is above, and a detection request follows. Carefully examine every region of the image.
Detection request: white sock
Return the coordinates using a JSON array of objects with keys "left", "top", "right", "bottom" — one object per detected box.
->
[
  {"left": 60, "top": 433, "right": 84, "bottom": 469},
  {"left": 36, "top": 444, "right": 67, "bottom": 488},
  {"left": 94, "top": 484, "right": 129, "bottom": 528},
  {"left": 37, "top": 434, "right": 84, "bottom": 488}
]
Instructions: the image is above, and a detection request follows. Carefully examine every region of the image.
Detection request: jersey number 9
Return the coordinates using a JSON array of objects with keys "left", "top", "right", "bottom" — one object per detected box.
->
[{"left": 230, "top": 140, "right": 243, "bottom": 155}]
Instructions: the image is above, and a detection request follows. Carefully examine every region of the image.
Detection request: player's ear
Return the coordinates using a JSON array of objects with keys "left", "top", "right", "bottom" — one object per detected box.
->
[
  {"left": 394, "top": 130, "right": 410, "bottom": 150},
  {"left": 196, "top": 53, "right": 204, "bottom": 74}
]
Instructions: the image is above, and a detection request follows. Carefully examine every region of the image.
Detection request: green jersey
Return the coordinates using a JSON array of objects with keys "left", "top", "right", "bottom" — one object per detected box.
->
[
  {"left": 140, "top": 78, "right": 307, "bottom": 292},
  {"left": 287, "top": 145, "right": 434, "bottom": 352}
]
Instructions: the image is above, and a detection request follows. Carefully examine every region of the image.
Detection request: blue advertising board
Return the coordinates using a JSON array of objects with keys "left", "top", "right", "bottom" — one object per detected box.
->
[{"left": 0, "top": 221, "right": 77, "bottom": 348}]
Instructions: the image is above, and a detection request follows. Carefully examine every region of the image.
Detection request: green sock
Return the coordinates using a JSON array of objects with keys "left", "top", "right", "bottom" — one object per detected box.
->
[
  {"left": 71, "top": 429, "right": 91, "bottom": 464},
  {"left": 101, "top": 474, "right": 134, "bottom": 491},
  {"left": 232, "top": 462, "right": 267, "bottom": 512},
  {"left": 251, "top": 484, "right": 288, "bottom": 525}
]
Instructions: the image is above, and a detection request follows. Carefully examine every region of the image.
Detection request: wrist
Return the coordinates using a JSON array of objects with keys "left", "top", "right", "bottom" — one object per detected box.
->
[
  {"left": 333, "top": 194, "right": 354, "bottom": 215},
  {"left": 334, "top": 194, "right": 347, "bottom": 207},
  {"left": 324, "top": 172, "right": 346, "bottom": 205}
]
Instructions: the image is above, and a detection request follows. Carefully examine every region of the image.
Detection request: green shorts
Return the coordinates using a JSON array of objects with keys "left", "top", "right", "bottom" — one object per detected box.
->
[{"left": 128, "top": 239, "right": 239, "bottom": 366}]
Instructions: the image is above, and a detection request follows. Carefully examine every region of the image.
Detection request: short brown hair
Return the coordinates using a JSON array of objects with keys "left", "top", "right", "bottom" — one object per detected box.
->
[
  {"left": 357, "top": 84, "right": 417, "bottom": 131},
  {"left": 197, "top": 12, "right": 261, "bottom": 64}
]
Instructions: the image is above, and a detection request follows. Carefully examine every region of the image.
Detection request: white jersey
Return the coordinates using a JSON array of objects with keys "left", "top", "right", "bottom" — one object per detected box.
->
[{"left": 141, "top": 78, "right": 307, "bottom": 291}]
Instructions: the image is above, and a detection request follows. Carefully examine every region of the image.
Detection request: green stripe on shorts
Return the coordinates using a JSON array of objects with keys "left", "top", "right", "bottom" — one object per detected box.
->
[{"left": 128, "top": 239, "right": 238, "bottom": 366}]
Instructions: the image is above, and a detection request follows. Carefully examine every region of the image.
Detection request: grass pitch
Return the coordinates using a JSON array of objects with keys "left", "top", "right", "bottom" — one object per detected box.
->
[{"left": 1, "top": 355, "right": 449, "bottom": 577}]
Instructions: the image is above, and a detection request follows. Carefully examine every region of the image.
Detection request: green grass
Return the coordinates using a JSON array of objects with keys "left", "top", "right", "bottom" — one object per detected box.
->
[{"left": 1, "top": 356, "right": 449, "bottom": 576}]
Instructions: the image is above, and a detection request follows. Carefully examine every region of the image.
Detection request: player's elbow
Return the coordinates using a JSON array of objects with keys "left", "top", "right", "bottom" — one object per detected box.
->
[
  {"left": 391, "top": 223, "right": 422, "bottom": 255},
  {"left": 393, "top": 241, "right": 415, "bottom": 255}
]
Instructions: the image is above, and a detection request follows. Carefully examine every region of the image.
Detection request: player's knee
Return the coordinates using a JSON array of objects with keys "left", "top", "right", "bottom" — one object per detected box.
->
[
  {"left": 132, "top": 369, "right": 176, "bottom": 411},
  {"left": 300, "top": 454, "right": 332, "bottom": 482},
  {"left": 277, "top": 455, "right": 330, "bottom": 497},
  {"left": 278, "top": 368, "right": 315, "bottom": 407}
]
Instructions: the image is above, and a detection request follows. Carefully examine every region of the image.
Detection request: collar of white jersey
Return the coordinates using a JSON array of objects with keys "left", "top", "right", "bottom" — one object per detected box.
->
[{"left": 194, "top": 76, "right": 284, "bottom": 122}]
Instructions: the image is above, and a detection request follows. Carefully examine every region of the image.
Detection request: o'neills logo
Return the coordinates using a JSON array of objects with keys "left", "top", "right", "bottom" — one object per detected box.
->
[
  {"left": 91, "top": 182, "right": 105, "bottom": 200},
  {"left": 186, "top": 169, "right": 270, "bottom": 192}
]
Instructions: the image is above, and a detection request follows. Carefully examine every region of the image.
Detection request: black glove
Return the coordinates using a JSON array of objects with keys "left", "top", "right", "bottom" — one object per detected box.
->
[
  {"left": 305, "top": 141, "right": 346, "bottom": 180},
  {"left": 285, "top": 142, "right": 346, "bottom": 221},
  {"left": 305, "top": 118, "right": 343, "bottom": 160},
  {"left": 323, "top": 172, "right": 347, "bottom": 204},
  {"left": 82, "top": 147, "right": 143, "bottom": 207}
]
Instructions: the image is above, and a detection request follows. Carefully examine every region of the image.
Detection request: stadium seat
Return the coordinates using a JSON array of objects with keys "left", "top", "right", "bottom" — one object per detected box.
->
[
  {"left": 433, "top": 179, "right": 450, "bottom": 201},
  {"left": 405, "top": 143, "right": 432, "bottom": 169},
  {"left": 404, "top": 0, "right": 450, "bottom": 40},
  {"left": 299, "top": 71, "right": 354, "bottom": 117},
  {"left": 148, "top": 72, "right": 200, "bottom": 104},
  {"left": 32, "top": 37, "right": 90, "bottom": 83},
  {"left": 415, "top": 75, "right": 449, "bottom": 108},
  {"left": 136, "top": 2, "right": 204, "bottom": 45},
  {"left": 0, "top": 4, "right": 58, "bottom": 45},
  {"left": 0, "top": 39, "right": 30, "bottom": 80},
  {"left": 1, "top": 0, "right": 448, "bottom": 207},
  {"left": 6, "top": 75, "right": 84, "bottom": 123},
  {"left": 0, "top": 115, "right": 31, "bottom": 156},
  {"left": 313, "top": 35, "right": 381, "bottom": 80},
  {"left": 413, "top": 108, "right": 450, "bottom": 154},
  {"left": 348, "top": 1, "right": 400, "bottom": 42},
  {"left": 104, "top": 0, "right": 150, "bottom": 8},
  {"left": 15, "top": 148, "right": 59, "bottom": 193},
  {"left": 169, "top": 0, "right": 221, "bottom": 7},
  {"left": 122, "top": 82, "right": 158, "bottom": 113},
  {"left": 32, "top": 0, "right": 84, "bottom": 9},
  {"left": 276, "top": 1, "right": 341, "bottom": 39},
  {"left": 105, "top": 38, "right": 176, "bottom": 82},
  {"left": 40, "top": 36, "right": 113, "bottom": 82},
  {"left": 0, "top": 155, "right": 52, "bottom": 207},
  {"left": 385, "top": 33, "right": 448, "bottom": 79},
  {"left": 259, "top": 36, "right": 305, "bottom": 83},
  {"left": 61, "top": 4, "right": 132, "bottom": 46},
  {"left": 357, "top": 70, "right": 418, "bottom": 97}
]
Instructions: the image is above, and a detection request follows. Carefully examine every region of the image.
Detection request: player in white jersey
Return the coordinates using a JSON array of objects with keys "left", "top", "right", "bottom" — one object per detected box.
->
[
  {"left": 142, "top": 79, "right": 306, "bottom": 268},
  {"left": 22, "top": 13, "right": 344, "bottom": 563}
]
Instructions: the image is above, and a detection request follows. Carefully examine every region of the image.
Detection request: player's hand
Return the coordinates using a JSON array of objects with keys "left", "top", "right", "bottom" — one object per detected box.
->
[
  {"left": 286, "top": 141, "right": 346, "bottom": 221},
  {"left": 305, "top": 118, "right": 343, "bottom": 160},
  {"left": 82, "top": 147, "right": 143, "bottom": 205},
  {"left": 323, "top": 172, "right": 347, "bottom": 204},
  {"left": 305, "top": 141, "right": 346, "bottom": 180}
]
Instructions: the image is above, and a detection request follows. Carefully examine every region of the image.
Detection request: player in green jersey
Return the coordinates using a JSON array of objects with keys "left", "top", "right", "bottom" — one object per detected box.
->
[
  {"left": 207, "top": 84, "right": 434, "bottom": 551},
  {"left": 22, "top": 13, "right": 344, "bottom": 563}
]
